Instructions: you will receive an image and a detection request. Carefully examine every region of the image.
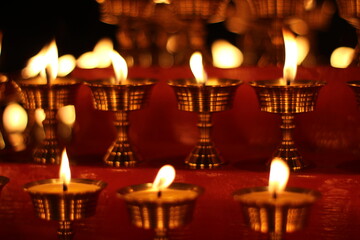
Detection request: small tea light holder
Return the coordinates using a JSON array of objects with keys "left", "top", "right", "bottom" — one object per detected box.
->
[
  {"left": 24, "top": 150, "right": 107, "bottom": 240},
  {"left": 233, "top": 158, "right": 320, "bottom": 240},
  {"left": 250, "top": 29, "right": 325, "bottom": 171},
  {"left": 117, "top": 165, "right": 204, "bottom": 240},
  {"left": 0, "top": 176, "right": 9, "bottom": 194},
  {"left": 85, "top": 51, "right": 156, "bottom": 167},
  {"left": 168, "top": 52, "right": 242, "bottom": 169}
]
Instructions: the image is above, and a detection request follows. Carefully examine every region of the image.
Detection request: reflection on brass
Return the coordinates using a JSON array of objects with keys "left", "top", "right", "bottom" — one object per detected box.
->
[
  {"left": 24, "top": 178, "right": 107, "bottom": 240},
  {"left": 16, "top": 79, "right": 79, "bottom": 164},
  {"left": 85, "top": 79, "right": 156, "bottom": 167},
  {"left": 347, "top": 81, "right": 360, "bottom": 107},
  {"left": 168, "top": 79, "right": 242, "bottom": 169},
  {"left": 233, "top": 186, "right": 320, "bottom": 240},
  {"left": 247, "top": 0, "right": 306, "bottom": 19},
  {"left": 0, "top": 176, "right": 9, "bottom": 193},
  {"left": 118, "top": 183, "right": 203, "bottom": 240},
  {"left": 250, "top": 79, "right": 325, "bottom": 171}
]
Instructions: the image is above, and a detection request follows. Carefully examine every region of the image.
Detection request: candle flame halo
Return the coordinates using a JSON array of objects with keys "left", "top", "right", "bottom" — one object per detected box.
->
[
  {"left": 152, "top": 165, "right": 175, "bottom": 191},
  {"left": 22, "top": 40, "right": 60, "bottom": 82},
  {"left": 59, "top": 149, "right": 71, "bottom": 186},
  {"left": 109, "top": 50, "right": 128, "bottom": 84},
  {"left": 283, "top": 29, "right": 298, "bottom": 84},
  {"left": 190, "top": 51, "right": 207, "bottom": 85},
  {"left": 268, "top": 158, "right": 290, "bottom": 195}
]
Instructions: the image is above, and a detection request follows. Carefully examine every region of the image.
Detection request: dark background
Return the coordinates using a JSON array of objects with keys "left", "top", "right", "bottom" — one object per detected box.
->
[{"left": 0, "top": 0, "right": 357, "bottom": 74}]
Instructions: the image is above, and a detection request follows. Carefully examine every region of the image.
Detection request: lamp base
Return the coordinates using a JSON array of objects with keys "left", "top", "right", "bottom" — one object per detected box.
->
[
  {"left": 185, "top": 142, "right": 223, "bottom": 169},
  {"left": 103, "top": 141, "right": 137, "bottom": 167}
]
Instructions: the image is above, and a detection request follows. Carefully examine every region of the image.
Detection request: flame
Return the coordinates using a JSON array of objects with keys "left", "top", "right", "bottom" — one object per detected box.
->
[
  {"left": 152, "top": 165, "right": 175, "bottom": 191},
  {"left": 153, "top": 0, "right": 170, "bottom": 3},
  {"left": 268, "top": 158, "right": 290, "bottom": 195},
  {"left": 330, "top": 47, "right": 355, "bottom": 68},
  {"left": 22, "top": 40, "right": 59, "bottom": 82},
  {"left": 3, "top": 103, "right": 28, "bottom": 133},
  {"left": 109, "top": 50, "right": 128, "bottom": 84},
  {"left": 59, "top": 149, "right": 71, "bottom": 186},
  {"left": 211, "top": 40, "right": 243, "bottom": 68},
  {"left": 58, "top": 54, "right": 76, "bottom": 77},
  {"left": 296, "top": 36, "right": 310, "bottom": 65},
  {"left": 35, "top": 108, "right": 46, "bottom": 126},
  {"left": 76, "top": 38, "right": 114, "bottom": 69},
  {"left": 190, "top": 52, "right": 207, "bottom": 85},
  {"left": 57, "top": 105, "right": 76, "bottom": 126},
  {"left": 283, "top": 29, "right": 298, "bottom": 84}
]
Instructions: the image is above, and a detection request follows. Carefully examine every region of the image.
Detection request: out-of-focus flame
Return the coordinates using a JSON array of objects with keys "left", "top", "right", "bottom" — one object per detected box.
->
[
  {"left": 57, "top": 105, "right": 76, "bottom": 126},
  {"left": 58, "top": 54, "right": 76, "bottom": 77},
  {"left": 22, "top": 40, "right": 59, "bottom": 82},
  {"left": 211, "top": 40, "right": 243, "bottom": 68},
  {"left": 296, "top": 36, "right": 310, "bottom": 65},
  {"left": 283, "top": 29, "right": 298, "bottom": 84},
  {"left": 76, "top": 38, "right": 114, "bottom": 69},
  {"left": 35, "top": 108, "right": 46, "bottom": 126},
  {"left": 3, "top": 103, "right": 28, "bottom": 133},
  {"left": 59, "top": 149, "right": 71, "bottom": 186},
  {"left": 268, "top": 158, "right": 290, "bottom": 195},
  {"left": 190, "top": 52, "right": 207, "bottom": 85},
  {"left": 152, "top": 165, "right": 175, "bottom": 191},
  {"left": 109, "top": 51, "right": 128, "bottom": 84},
  {"left": 154, "top": 0, "right": 170, "bottom": 4},
  {"left": 330, "top": 47, "right": 355, "bottom": 68},
  {"left": 304, "top": 0, "right": 315, "bottom": 10}
]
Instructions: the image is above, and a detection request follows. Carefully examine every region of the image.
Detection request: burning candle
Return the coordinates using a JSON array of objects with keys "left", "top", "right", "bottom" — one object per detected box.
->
[
  {"left": 119, "top": 165, "right": 200, "bottom": 202},
  {"left": 167, "top": 52, "right": 242, "bottom": 168},
  {"left": 117, "top": 165, "right": 203, "bottom": 239},
  {"left": 233, "top": 158, "right": 320, "bottom": 239},
  {"left": 24, "top": 149, "right": 106, "bottom": 194},
  {"left": 249, "top": 29, "right": 326, "bottom": 171},
  {"left": 23, "top": 149, "right": 106, "bottom": 239}
]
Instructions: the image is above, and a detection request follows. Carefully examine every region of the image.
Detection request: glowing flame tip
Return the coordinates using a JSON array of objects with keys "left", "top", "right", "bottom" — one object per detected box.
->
[
  {"left": 268, "top": 158, "right": 290, "bottom": 195},
  {"left": 152, "top": 165, "right": 175, "bottom": 191},
  {"left": 59, "top": 149, "right": 71, "bottom": 186}
]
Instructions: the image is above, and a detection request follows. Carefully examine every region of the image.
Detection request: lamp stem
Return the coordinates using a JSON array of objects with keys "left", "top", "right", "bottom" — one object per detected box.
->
[
  {"left": 57, "top": 221, "right": 74, "bottom": 240},
  {"left": 154, "top": 228, "right": 168, "bottom": 240},
  {"left": 103, "top": 110, "right": 136, "bottom": 167}
]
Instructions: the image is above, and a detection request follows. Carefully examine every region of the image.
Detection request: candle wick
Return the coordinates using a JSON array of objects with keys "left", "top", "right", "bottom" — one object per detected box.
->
[
  {"left": 63, "top": 183, "right": 68, "bottom": 192},
  {"left": 157, "top": 190, "right": 162, "bottom": 198},
  {"left": 272, "top": 191, "right": 277, "bottom": 199}
]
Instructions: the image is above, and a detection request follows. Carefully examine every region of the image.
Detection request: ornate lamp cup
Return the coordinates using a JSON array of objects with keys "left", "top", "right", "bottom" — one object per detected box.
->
[
  {"left": 85, "top": 78, "right": 156, "bottom": 167},
  {"left": 24, "top": 178, "right": 107, "bottom": 240},
  {"left": 16, "top": 79, "right": 79, "bottom": 164},
  {"left": 118, "top": 182, "right": 204, "bottom": 240},
  {"left": 168, "top": 78, "right": 242, "bottom": 169},
  {"left": 250, "top": 79, "right": 325, "bottom": 171},
  {"left": 233, "top": 186, "right": 320, "bottom": 240}
]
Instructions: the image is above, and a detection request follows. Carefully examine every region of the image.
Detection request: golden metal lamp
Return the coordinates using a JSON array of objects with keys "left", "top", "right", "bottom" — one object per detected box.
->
[
  {"left": 85, "top": 78, "right": 156, "bottom": 167},
  {"left": 24, "top": 178, "right": 107, "bottom": 240},
  {"left": 168, "top": 78, "right": 242, "bottom": 169},
  {"left": 250, "top": 79, "right": 325, "bottom": 171},
  {"left": 16, "top": 78, "right": 79, "bottom": 164},
  {"left": 233, "top": 186, "right": 320, "bottom": 240},
  {"left": 118, "top": 182, "right": 204, "bottom": 240}
]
